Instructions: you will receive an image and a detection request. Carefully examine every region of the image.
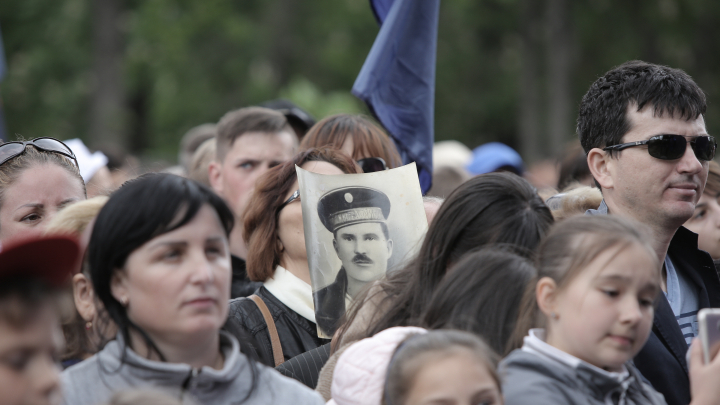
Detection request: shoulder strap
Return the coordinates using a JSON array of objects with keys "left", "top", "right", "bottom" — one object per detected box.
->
[{"left": 249, "top": 294, "right": 285, "bottom": 366}]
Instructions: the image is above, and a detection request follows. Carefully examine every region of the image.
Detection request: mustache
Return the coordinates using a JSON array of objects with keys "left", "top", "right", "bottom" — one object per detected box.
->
[{"left": 352, "top": 253, "right": 374, "bottom": 264}]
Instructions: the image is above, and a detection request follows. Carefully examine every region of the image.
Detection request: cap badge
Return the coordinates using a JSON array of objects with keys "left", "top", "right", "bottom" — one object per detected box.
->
[{"left": 344, "top": 193, "right": 353, "bottom": 203}]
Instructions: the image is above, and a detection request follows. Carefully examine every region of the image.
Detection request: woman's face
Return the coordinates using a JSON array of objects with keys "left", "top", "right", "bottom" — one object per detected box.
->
[
  {"left": 684, "top": 192, "right": 720, "bottom": 259},
  {"left": 0, "top": 302, "right": 63, "bottom": 405},
  {"left": 111, "top": 204, "right": 231, "bottom": 345},
  {"left": 0, "top": 164, "right": 85, "bottom": 242},
  {"left": 277, "top": 161, "right": 346, "bottom": 270}
]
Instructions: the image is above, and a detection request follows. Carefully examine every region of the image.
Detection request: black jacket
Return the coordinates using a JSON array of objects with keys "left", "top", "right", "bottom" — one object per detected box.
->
[
  {"left": 276, "top": 343, "right": 332, "bottom": 388},
  {"left": 314, "top": 268, "right": 348, "bottom": 337},
  {"left": 230, "top": 255, "right": 262, "bottom": 299},
  {"left": 633, "top": 226, "right": 720, "bottom": 405},
  {"left": 223, "top": 286, "right": 330, "bottom": 367}
]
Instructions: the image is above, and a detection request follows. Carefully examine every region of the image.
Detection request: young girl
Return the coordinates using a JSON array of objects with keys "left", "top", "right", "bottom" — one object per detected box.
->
[
  {"left": 502, "top": 215, "right": 720, "bottom": 405},
  {"left": 384, "top": 330, "right": 502, "bottom": 405}
]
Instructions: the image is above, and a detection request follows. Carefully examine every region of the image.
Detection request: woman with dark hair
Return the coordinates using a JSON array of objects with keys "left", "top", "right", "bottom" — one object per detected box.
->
[
  {"left": 61, "top": 174, "right": 323, "bottom": 405},
  {"left": 419, "top": 248, "right": 536, "bottom": 356},
  {"left": 224, "top": 148, "right": 360, "bottom": 367},
  {"left": 288, "top": 172, "right": 553, "bottom": 393},
  {"left": 300, "top": 114, "right": 402, "bottom": 172},
  {"left": 0, "top": 137, "right": 86, "bottom": 242},
  {"left": 337, "top": 171, "right": 553, "bottom": 347}
]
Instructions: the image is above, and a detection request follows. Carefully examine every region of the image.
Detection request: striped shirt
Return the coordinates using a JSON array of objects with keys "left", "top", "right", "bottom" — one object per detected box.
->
[{"left": 663, "top": 256, "right": 699, "bottom": 346}]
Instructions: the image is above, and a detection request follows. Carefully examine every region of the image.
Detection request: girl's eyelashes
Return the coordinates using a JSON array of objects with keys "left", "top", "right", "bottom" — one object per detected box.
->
[
  {"left": 0, "top": 350, "right": 31, "bottom": 371},
  {"left": 601, "top": 288, "right": 619, "bottom": 298},
  {"left": 692, "top": 208, "right": 707, "bottom": 220}
]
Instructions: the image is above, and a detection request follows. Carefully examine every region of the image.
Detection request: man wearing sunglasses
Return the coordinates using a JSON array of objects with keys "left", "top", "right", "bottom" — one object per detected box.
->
[
  {"left": 581, "top": 61, "right": 720, "bottom": 405},
  {"left": 208, "top": 107, "right": 298, "bottom": 298}
]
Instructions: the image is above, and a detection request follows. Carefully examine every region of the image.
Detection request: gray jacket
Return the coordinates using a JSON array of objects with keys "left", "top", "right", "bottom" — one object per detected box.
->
[
  {"left": 61, "top": 332, "right": 324, "bottom": 405},
  {"left": 500, "top": 350, "right": 667, "bottom": 405}
]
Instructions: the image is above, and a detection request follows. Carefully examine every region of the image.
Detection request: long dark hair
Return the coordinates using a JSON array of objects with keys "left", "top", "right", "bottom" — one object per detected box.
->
[
  {"left": 336, "top": 172, "right": 553, "bottom": 347},
  {"left": 88, "top": 173, "right": 235, "bottom": 359},
  {"left": 420, "top": 248, "right": 536, "bottom": 356}
]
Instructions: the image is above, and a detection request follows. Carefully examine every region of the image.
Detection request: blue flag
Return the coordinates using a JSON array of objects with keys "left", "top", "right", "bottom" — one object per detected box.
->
[{"left": 352, "top": 0, "right": 440, "bottom": 194}]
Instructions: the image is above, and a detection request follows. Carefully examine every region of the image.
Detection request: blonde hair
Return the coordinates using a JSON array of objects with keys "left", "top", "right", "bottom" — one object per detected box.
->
[
  {"left": 188, "top": 138, "right": 215, "bottom": 187},
  {"left": 550, "top": 186, "right": 603, "bottom": 221},
  {"left": 44, "top": 196, "right": 109, "bottom": 236},
  {"left": 0, "top": 145, "right": 85, "bottom": 213}
]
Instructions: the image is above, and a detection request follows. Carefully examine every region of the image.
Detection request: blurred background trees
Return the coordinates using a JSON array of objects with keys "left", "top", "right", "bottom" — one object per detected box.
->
[{"left": 2, "top": 0, "right": 720, "bottom": 164}]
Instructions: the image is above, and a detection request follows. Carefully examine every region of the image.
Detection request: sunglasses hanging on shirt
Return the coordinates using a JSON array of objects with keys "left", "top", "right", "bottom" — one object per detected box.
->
[{"left": 603, "top": 134, "right": 716, "bottom": 161}]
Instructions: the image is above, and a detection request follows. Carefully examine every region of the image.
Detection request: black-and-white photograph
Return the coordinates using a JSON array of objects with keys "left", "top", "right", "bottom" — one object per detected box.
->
[{"left": 297, "top": 163, "right": 427, "bottom": 338}]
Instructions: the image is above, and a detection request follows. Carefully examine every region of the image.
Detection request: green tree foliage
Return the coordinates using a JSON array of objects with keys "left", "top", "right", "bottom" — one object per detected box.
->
[{"left": 2, "top": 0, "right": 720, "bottom": 162}]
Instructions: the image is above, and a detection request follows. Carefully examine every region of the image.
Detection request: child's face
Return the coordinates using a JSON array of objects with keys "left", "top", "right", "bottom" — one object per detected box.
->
[
  {"left": 0, "top": 303, "right": 63, "bottom": 405},
  {"left": 546, "top": 243, "right": 659, "bottom": 372},
  {"left": 404, "top": 350, "right": 502, "bottom": 405}
]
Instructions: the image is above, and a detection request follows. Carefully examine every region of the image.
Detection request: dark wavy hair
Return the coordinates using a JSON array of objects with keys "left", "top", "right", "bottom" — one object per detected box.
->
[
  {"left": 578, "top": 60, "right": 706, "bottom": 154},
  {"left": 336, "top": 172, "right": 554, "bottom": 347},
  {"left": 88, "top": 173, "right": 234, "bottom": 360}
]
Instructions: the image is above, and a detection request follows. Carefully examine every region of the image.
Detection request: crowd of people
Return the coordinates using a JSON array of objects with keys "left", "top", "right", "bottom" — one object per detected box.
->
[{"left": 5, "top": 60, "right": 720, "bottom": 405}]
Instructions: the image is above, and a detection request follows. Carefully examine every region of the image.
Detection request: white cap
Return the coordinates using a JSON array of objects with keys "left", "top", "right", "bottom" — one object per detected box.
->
[{"left": 63, "top": 139, "right": 109, "bottom": 182}]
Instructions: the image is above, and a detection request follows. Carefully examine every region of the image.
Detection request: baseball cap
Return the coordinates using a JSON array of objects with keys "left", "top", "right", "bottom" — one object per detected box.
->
[
  {"left": 0, "top": 235, "right": 80, "bottom": 286},
  {"left": 466, "top": 142, "right": 524, "bottom": 176}
]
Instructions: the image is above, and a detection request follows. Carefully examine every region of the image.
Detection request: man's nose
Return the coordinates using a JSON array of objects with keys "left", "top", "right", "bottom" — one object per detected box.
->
[
  {"left": 354, "top": 240, "right": 367, "bottom": 253},
  {"left": 678, "top": 141, "right": 704, "bottom": 174}
]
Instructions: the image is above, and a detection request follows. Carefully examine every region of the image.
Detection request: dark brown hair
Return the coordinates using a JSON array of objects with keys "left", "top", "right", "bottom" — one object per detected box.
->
[
  {"left": 215, "top": 107, "right": 294, "bottom": 162},
  {"left": 420, "top": 248, "right": 536, "bottom": 356},
  {"left": 335, "top": 172, "right": 553, "bottom": 348},
  {"left": 300, "top": 114, "right": 402, "bottom": 168},
  {"left": 243, "top": 148, "right": 360, "bottom": 282},
  {"left": 509, "top": 215, "right": 660, "bottom": 350}
]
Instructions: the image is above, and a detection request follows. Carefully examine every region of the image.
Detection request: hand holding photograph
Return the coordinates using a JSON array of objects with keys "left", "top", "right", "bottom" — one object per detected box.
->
[{"left": 296, "top": 163, "right": 427, "bottom": 338}]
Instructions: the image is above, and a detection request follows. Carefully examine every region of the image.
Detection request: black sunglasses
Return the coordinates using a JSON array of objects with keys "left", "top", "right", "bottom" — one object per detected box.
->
[
  {"left": 603, "top": 134, "right": 717, "bottom": 161},
  {"left": 0, "top": 137, "right": 78, "bottom": 167},
  {"left": 357, "top": 157, "right": 387, "bottom": 173}
]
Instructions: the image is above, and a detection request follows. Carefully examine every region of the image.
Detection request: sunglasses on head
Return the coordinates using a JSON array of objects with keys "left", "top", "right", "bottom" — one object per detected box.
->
[
  {"left": 0, "top": 137, "right": 78, "bottom": 167},
  {"left": 357, "top": 157, "right": 387, "bottom": 173},
  {"left": 603, "top": 134, "right": 717, "bottom": 161}
]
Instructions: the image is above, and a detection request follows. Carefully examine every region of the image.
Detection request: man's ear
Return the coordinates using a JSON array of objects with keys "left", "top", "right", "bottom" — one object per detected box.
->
[
  {"left": 73, "top": 273, "right": 97, "bottom": 322},
  {"left": 110, "top": 270, "right": 129, "bottom": 307},
  {"left": 208, "top": 160, "right": 223, "bottom": 195},
  {"left": 333, "top": 238, "right": 338, "bottom": 254},
  {"left": 587, "top": 148, "right": 614, "bottom": 190},
  {"left": 536, "top": 276, "right": 559, "bottom": 318},
  {"left": 386, "top": 239, "right": 393, "bottom": 257}
]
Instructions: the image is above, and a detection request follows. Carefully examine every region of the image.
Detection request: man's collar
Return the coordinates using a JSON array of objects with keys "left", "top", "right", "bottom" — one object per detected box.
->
[{"left": 585, "top": 199, "right": 609, "bottom": 216}]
